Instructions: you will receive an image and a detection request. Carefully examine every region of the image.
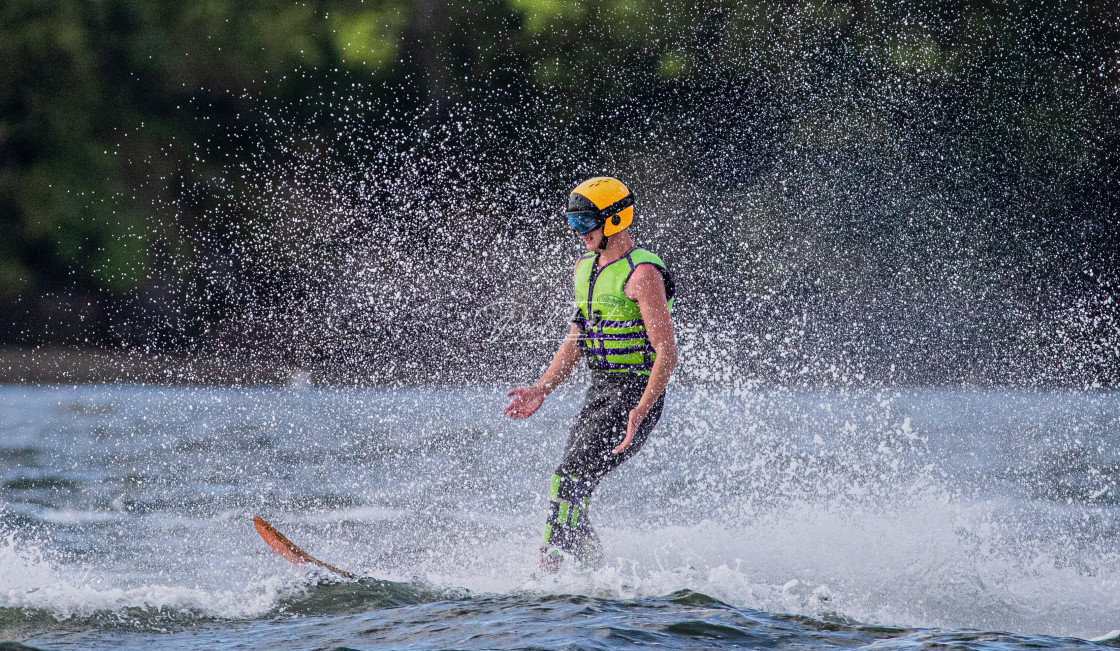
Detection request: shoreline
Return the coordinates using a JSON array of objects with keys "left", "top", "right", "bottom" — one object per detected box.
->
[
  {"left": 0, "top": 346, "right": 296, "bottom": 387},
  {"left": 0, "top": 347, "right": 1113, "bottom": 391}
]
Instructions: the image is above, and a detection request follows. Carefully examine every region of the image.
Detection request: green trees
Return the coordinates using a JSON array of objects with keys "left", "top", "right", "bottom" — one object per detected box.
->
[{"left": 0, "top": 0, "right": 1115, "bottom": 384}]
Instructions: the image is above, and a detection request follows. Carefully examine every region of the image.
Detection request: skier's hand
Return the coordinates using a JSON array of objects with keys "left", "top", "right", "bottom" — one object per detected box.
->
[
  {"left": 615, "top": 406, "right": 647, "bottom": 454},
  {"left": 504, "top": 386, "right": 546, "bottom": 419}
]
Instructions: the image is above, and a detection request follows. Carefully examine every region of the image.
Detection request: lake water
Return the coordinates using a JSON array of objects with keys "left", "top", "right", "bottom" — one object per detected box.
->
[{"left": 2, "top": 384, "right": 1119, "bottom": 649}]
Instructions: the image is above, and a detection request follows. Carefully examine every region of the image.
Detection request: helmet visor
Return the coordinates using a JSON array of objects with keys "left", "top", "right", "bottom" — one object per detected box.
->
[{"left": 567, "top": 211, "right": 603, "bottom": 235}]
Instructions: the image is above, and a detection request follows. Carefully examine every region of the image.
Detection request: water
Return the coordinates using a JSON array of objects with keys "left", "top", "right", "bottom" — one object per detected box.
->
[{"left": 2, "top": 384, "right": 1119, "bottom": 650}]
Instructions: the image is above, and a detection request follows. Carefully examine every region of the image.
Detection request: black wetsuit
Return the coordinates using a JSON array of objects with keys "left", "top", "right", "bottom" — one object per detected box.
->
[
  {"left": 541, "top": 372, "right": 665, "bottom": 564},
  {"left": 542, "top": 246, "right": 674, "bottom": 565}
]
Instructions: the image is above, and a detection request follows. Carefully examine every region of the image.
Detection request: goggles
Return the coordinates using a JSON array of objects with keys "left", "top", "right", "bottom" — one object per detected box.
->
[{"left": 567, "top": 211, "right": 604, "bottom": 235}]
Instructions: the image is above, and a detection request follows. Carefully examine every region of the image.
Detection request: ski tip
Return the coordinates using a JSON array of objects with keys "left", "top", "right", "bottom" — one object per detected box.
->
[
  {"left": 253, "top": 515, "right": 357, "bottom": 580},
  {"left": 254, "top": 515, "right": 308, "bottom": 566}
]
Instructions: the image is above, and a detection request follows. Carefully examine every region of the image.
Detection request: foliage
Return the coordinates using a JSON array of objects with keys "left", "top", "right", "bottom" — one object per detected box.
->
[{"left": 0, "top": 0, "right": 1116, "bottom": 385}]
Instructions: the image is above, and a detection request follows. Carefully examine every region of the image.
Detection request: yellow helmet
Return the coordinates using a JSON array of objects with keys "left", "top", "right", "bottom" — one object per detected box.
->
[{"left": 566, "top": 177, "right": 634, "bottom": 237}]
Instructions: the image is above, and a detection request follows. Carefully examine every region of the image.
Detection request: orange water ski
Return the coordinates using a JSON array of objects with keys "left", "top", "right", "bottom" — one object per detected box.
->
[{"left": 253, "top": 516, "right": 356, "bottom": 579}]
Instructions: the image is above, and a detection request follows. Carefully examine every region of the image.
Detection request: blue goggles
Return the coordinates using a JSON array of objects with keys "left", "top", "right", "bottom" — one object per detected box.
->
[{"left": 566, "top": 211, "right": 604, "bottom": 235}]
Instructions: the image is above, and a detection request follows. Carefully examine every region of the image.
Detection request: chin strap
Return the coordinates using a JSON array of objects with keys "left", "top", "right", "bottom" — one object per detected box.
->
[{"left": 596, "top": 212, "right": 625, "bottom": 252}]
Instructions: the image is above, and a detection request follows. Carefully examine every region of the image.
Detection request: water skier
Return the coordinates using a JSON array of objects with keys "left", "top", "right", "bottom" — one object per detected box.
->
[{"left": 504, "top": 177, "right": 677, "bottom": 573}]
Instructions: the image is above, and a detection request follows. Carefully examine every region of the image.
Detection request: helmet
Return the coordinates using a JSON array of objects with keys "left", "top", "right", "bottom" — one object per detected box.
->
[{"left": 566, "top": 177, "right": 634, "bottom": 237}]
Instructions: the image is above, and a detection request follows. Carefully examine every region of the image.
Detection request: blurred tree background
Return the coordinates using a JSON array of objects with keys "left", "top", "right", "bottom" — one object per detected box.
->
[{"left": 0, "top": 0, "right": 1117, "bottom": 386}]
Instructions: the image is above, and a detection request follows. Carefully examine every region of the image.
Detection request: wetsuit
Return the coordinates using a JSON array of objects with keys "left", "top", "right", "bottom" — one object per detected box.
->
[{"left": 541, "top": 246, "right": 674, "bottom": 565}]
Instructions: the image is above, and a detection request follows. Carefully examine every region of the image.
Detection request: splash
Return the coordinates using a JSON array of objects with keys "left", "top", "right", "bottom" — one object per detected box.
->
[
  {"left": 3, "top": 385, "right": 1119, "bottom": 642},
  {"left": 0, "top": 531, "right": 285, "bottom": 626}
]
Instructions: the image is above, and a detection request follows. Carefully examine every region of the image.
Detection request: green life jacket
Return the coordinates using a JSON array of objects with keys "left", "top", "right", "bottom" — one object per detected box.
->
[{"left": 573, "top": 246, "right": 675, "bottom": 375}]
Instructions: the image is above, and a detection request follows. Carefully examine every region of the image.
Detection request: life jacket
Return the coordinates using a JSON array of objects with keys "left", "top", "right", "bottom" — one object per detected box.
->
[{"left": 573, "top": 247, "right": 675, "bottom": 375}]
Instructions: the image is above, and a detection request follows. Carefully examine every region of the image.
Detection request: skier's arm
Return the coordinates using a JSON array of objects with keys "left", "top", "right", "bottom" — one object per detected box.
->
[
  {"left": 615, "top": 264, "right": 676, "bottom": 452},
  {"left": 535, "top": 322, "right": 583, "bottom": 395}
]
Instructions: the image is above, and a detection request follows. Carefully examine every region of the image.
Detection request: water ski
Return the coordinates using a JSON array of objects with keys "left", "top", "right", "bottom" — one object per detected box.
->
[{"left": 253, "top": 515, "right": 356, "bottom": 579}]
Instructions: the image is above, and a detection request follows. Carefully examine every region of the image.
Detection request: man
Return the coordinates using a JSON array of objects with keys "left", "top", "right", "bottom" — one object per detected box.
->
[{"left": 504, "top": 176, "right": 677, "bottom": 572}]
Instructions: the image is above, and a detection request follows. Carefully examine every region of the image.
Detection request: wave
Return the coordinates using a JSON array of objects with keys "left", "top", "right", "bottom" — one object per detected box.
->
[
  {"left": 0, "top": 531, "right": 448, "bottom": 641},
  {"left": 0, "top": 578, "right": 444, "bottom": 639},
  {"left": 4, "top": 489, "right": 1120, "bottom": 642},
  {"left": 7, "top": 586, "right": 1115, "bottom": 651},
  {"left": 3, "top": 388, "right": 1120, "bottom": 644}
]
